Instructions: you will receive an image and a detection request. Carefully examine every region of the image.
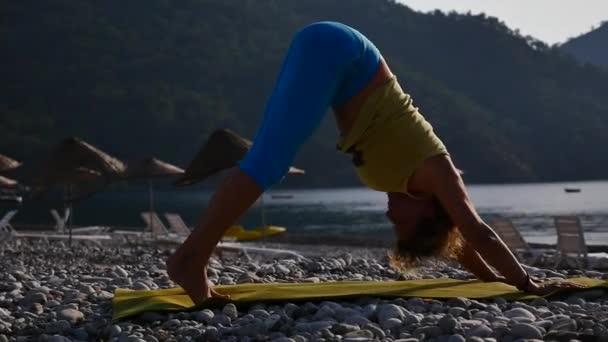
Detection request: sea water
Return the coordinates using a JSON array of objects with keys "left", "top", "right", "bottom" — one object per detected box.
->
[{"left": 5, "top": 181, "right": 608, "bottom": 244}]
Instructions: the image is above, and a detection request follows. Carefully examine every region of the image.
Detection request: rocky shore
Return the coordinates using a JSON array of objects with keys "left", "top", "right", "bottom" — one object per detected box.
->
[{"left": 1, "top": 239, "right": 607, "bottom": 341}]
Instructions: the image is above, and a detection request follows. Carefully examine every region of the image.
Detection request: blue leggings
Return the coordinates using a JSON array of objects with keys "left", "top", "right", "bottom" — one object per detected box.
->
[{"left": 239, "top": 21, "right": 382, "bottom": 190}]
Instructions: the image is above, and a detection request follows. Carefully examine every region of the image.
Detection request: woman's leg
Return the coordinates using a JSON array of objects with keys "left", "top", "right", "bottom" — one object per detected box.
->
[
  {"left": 168, "top": 22, "right": 364, "bottom": 304},
  {"left": 239, "top": 22, "right": 363, "bottom": 189}
]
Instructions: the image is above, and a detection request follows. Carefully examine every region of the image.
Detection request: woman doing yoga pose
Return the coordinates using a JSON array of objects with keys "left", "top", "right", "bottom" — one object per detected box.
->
[{"left": 167, "top": 21, "right": 582, "bottom": 304}]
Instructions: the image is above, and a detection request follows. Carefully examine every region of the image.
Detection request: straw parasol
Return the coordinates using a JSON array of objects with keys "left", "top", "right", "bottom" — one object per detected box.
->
[
  {"left": 175, "top": 128, "right": 305, "bottom": 232},
  {"left": 40, "top": 137, "right": 126, "bottom": 185},
  {"left": 0, "top": 175, "right": 22, "bottom": 205},
  {"left": 176, "top": 128, "right": 305, "bottom": 185},
  {"left": 0, "top": 154, "right": 21, "bottom": 172},
  {"left": 35, "top": 137, "right": 125, "bottom": 246},
  {"left": 175, "top": 129, "right": 252, "bottom": 187},
  {"left": 0, "top": 175, "right": 17, "bottom": 188},
  {"left": 125, "top": 157, "right": 184, "bottom": 234}
]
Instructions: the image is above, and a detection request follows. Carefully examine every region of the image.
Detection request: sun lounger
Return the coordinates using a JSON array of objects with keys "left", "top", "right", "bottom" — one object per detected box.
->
[
  {"left": 490, "top": 217, "right": 544, "bottom": 265},
  {"left": 49, "top": 209, "right": 109, "bottom": 234},
  {"left": 1, "top": 222, "right": 111, "bottom": 246},
  {"left": 164, "top": 213, "right": 192, "bottom": 236},
  {"left": 553, "top": 216, "right": 589, "bottom": 268},
  {"left": 140, "top": 212, "right": 170, "bottom": 236},
  {"left": 0, "top": 210, "right": 18, "bottom": 238},
  {"left": 219, "top": 242, "right": 305, "bottom": 259},
  {"left": 50, "top": 208, "right": 71, "bottom": 233},
  {"left": 10, "top": 232, "right": 112, "bottom": 242}
]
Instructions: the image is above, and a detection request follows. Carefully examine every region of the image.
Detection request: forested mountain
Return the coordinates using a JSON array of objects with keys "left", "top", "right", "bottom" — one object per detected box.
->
[
  {"left": 2, "top": 0, "right": 608, "bottom": 187},
  {"left": 561, "top": 22, "right": 608, "bottom": 68}
]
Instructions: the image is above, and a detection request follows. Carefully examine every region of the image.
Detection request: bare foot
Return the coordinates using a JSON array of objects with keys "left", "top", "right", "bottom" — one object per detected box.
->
[{"left": 166, "top": 252, "right": 229, "bottom": 305}]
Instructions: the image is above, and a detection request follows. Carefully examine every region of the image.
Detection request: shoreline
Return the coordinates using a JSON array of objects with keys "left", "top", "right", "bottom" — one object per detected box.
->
[{"left": 11, "top": 223, "right": 608, "bottom": 254}]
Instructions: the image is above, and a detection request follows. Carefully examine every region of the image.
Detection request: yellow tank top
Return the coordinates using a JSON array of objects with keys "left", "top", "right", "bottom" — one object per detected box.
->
[{"left": 337, "top": 76, "right": 448, "bottom": 193}]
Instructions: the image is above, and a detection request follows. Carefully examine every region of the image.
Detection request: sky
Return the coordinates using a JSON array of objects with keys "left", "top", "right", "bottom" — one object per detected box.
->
[{"left": 399, "top": 0, "right": 608, "bottom": 45}]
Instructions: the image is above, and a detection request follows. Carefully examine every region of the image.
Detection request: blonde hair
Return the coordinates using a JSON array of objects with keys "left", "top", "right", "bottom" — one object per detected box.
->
[{"left": 388, "top": 197, "right": 464, "bottom": 271}]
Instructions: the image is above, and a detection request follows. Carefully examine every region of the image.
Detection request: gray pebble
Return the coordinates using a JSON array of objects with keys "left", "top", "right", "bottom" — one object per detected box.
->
[
  {"left": 114, "top": 266, "right": 129, "bottom": 278},
  {"left": 295, "top": 321, "right": 334, "bottom": 333},
  {"left": 132, "top": 282, "right": 150, "bottom": 290},
  {"left": 343, "top": 329, "right": 374, "bottom": 339},
  {"left": 204, "top": 326, "right": 220, "bottom": 340},
  {"left": 210, "top": 313, "right": 231, "bottom": 326},
  {"left": 466, "top": 324, "right": 493, "bottom": 338},
  {"left": 447, "top": 334, "right": 466, "bottom": 342},
  {"left": 223, "top": 303, "right": 238, "bottom": 320},
  {"left": 377, "top": 304, "right": 405, "bottom": 323},
  {"left": 47, "top": 336, "right": 71, "bottom": 342},
  {"left": 331, "top": 323, "right": 360, "bottom": 335},
  {"left": 363, "top": 323, "right": 385, "bottom": 338},
  {"left": 447, "top": 297, "right": 470, "bottom": 308},
  {"left": 511, "top": 323, "right": 543, "bottom": 339},
  {"left": 57, "top": 308, "right": 84, "bottom": 324},
  {"left": 550, "top": 318, "right": 577, "bottom": 332},
  {"left": 439, "top": 314, "right": 459, "bottom": 332},
  {"left": 448, "top": 307, "right": 466, "bottom": 317},
  {"left": 105, "top": 324, "right": 122, "bottom": 337},
  {"left": 194, "top": 309, "right": 214, "bottom": 323},
  {"left": 504, "top": 308, "right": 536, "bottom": 320},
  {"left": 381, "top": 317, "right": 402, "bottom": 330},
  {"left": 413, "top": 326, "right": 442, "bottom": 338}
]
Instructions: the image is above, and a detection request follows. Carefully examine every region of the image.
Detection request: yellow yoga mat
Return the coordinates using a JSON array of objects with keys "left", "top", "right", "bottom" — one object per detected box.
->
[{"left": 113, "top": 278, "right": 608, "bottom": 321}]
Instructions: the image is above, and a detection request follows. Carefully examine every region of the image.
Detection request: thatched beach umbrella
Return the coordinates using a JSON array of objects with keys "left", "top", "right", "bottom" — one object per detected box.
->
[
  {"left": 0, "top": 154, "right": 21, "bottom": 172},
  {"left": 175, "top": 129, "right": 305, "bottom": 186},
  {"left": 125, "top": 157, "right": 184, "bottom": 233},
  {"left": 175, "top": 129, "right": 252, "bottom": 187},
  {"left": 0, "top": 175, "right": 22, "bottom": 205},
  {"left": 35, "top": 137, "right": 125, "bottom": 246},
  {"left": 40, "top": 137, "right": 125, "bottom": 185},
  {"left": 175, "top": 128, "right": 305, "bottom": 232},
  {"left": 0, "top": 175, "right": 17, "bottom": 188}
]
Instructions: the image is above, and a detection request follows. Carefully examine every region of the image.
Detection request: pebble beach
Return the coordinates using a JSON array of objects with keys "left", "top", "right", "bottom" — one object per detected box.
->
[{"left": 1, "top": 239, "right": 608, "bottom": 342}]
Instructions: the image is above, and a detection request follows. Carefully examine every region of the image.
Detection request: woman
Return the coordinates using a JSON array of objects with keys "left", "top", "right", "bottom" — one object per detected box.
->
[{"left": 168, "top": 21, "right": 582, "bottom": 304}]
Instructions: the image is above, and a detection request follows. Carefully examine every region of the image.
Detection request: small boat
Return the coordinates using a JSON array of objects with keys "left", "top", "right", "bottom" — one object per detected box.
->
[
  {"left": 271, "top": 194, "right": 294, "bottom": 199},
  {"left": 564, "top": 188, "right": 581, "bottom": 193}
]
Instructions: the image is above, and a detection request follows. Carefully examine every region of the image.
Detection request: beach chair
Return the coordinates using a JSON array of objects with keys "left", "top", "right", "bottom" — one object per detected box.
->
[
  {"left": 164, "top": 213, "right": 192, "bottom": 236},
  {"left": 553, "top": 216, "right": 588, "bottom": 269},
  {"left": 50, "top": 208, "right": 71, "bottom": 233},
  {"left": 490, "top": 217, "right": 543, "bottom": 265},
  {"left": 0, "top": 210, "right": 18, "bottom": 239},
  {"left": 140, "top": 212, "right": 171, "bottom": 236},
  {"left": 50, "top": 208, "right": 109, "bottom": 234},
  {"left": 14, "top": 232, "right": 111, "bottom": 246}
]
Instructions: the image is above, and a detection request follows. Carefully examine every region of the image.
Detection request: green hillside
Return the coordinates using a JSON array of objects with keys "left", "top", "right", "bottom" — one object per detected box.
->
[
  {"left": 2, "top": 0, "right": 608, "bottom": 187},
  {"left": 561, "top": 22, "right": 608, "bottom": 68}
]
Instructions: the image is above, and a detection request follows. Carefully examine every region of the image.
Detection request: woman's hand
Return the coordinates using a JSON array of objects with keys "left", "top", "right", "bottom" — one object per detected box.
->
[{"left": 524, "top": 279, "right": 585, "bottom": 296}]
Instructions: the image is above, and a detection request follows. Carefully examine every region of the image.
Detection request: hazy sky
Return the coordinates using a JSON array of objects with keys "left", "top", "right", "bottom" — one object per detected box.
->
[{"left": 399, "top": 0, "right": 608, "bottom": 45}]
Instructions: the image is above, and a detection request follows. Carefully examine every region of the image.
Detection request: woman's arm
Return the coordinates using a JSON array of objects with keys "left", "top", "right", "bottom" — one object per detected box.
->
[
  {"left": 456, "top": 240, "right": 505, "bottom": 282},
  {"left": 423, "top": 155, "right": 530, "bottom": 289},
  {"left": 424, "top": 156, "right": 586, "bottom": 295}
]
